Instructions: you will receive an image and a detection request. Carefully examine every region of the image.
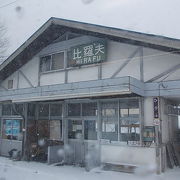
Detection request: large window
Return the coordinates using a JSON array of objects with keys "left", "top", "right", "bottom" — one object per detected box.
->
[
  {"left": 101, "top": 98, "right": 140, "bottom": 143},
  {"left": 119, "top": 99, "right": 140, "bottom": 142},
  {"left": 2, "top": 119, "right": 22, "bottom": 140},
  {"left": 40, "top": 52, "right": 64, "bottom": 72},
  {"left": 67, "top": 102, "right": 98, "bottom": 140},
  {"left": 36, "top": 103, "right": 63, "bottom": 140},
  {"left": 101, "top": 101, "right": 118, "bottom": 141},
  {"left": 2, "top": 104, "right": 23, "bottom": 116}
]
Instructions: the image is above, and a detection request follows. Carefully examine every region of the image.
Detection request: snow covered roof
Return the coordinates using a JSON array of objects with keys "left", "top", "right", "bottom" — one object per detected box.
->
[{"left": 1, "top": 17, "right": 180, "bottom": 81}]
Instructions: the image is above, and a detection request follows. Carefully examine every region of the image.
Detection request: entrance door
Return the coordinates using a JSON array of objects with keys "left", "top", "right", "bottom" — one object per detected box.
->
[
  {"left": 68, "top": 119, "right": 85, "bottom": 165},
  {"left": 66, "top": 102, "right": 99, "bottom": 167},
  {"left": 67, "top": 118, "right": 99, "bottom": 167}
]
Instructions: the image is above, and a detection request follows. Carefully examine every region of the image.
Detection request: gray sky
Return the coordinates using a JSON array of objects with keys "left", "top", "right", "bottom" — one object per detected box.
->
[{"left": 0, "top": 0, "right": 180, "bottom": 57}]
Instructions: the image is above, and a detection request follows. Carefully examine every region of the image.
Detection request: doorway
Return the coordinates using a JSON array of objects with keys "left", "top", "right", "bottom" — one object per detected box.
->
[{"left": 66, "top": 102, "right": 99, "bottom": 166}]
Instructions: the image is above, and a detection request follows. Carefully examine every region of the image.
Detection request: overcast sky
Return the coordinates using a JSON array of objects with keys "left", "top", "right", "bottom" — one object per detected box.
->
[{"left": 0, "top": 0, "right": 180, "bottom": 58}]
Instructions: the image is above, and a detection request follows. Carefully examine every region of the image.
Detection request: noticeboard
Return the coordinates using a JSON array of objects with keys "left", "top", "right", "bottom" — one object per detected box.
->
[
  {"left": 5, "top": 119, "right": 20, "bottom": 136},
  {"left": 143, "top": 126, "right": 155, "bottom": 142},
  {"left": 69, "top": 41, "right": 107, "bottom": 66}
]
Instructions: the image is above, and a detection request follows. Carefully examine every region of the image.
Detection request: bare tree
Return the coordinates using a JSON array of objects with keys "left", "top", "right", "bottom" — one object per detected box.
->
[{"left": 0, "top": 21, "right": 8, "bottom": 62}]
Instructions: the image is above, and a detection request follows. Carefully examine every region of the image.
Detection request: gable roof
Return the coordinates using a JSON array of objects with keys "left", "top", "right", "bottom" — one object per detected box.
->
[{"left": 1, "top": 17, "right": 180, "bottom": 81}]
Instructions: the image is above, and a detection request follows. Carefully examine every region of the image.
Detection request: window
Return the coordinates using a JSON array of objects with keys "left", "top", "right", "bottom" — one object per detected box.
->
[
  {"left": 68, "top": 120, "right": 82, "bottom": 139},
  {"left": 50, "top": 104, "right": 62, "bottom": 118},
  {"left": 84, "top": 120, "right": 97, "bottom": 140},
  {"left": 2, "top": 119, "right": 22, "bottom": 140},
  {"left": 68, "top": 103, "right": 81, "bottom": 116},
  {"left": 40, "top": 56, "right": 51, "bottom": 72},
  {"left": 12, "top": 104, "right": 24, "bottom": 115},
  {"left": 2, "top": 104, "right": 23, "bottom": 116},
  {"left": 100, "top": 99, "right": 140, "bottom": 142},
  {"left": 51, "top": 53, "right": 64, "bottom": 70},
  {"left": 50, "top": 120, "right": 62, "bottom": 140},
  {"left": 82, "top": 102, "right": 97, "bottom": 116},
  {"left": 101, "top": 101, "right": 118, "bottom": 141},
  {"left": 40, "top": 52, "right": 64, "bottom": 72},
  {"left": 28, "top": 103, "right": 36, "bottom": 117},
  {"left": 2, "top": 104, "right": 12, "bottom": 116},
  {"left": 38, "top": 104, "right": 49, "bottom": 119},
  {"left": 37, "top": 120, "right": 49, "bottom": 140},
  {"left": 8, "top": 80, "right": 13, "bottom": 89},
  {"left": 37, "top": 103, "right": 63, "bottom": 140},
  {"left": 119, "top": 99, "right": 140, "bottom": 142},
  {"left": 49, "top": 104, "right": 63, "bottom": 140}
]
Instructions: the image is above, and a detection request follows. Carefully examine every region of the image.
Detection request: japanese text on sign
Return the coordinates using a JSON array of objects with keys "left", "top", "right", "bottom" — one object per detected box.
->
[
  {"left": 70, "top": 41, "right": 106, "bottom": 66},
  {"left": 153, "top": 97, "right": 159, "bottom": 119}
]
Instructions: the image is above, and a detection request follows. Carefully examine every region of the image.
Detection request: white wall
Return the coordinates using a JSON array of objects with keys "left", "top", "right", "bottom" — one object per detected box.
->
[
  {"left": 1, "top": 56, "right": 39, "bottom": 90},
  {"left": 68, "top": 66, "right": 98, "bottom": 83},
  {"left": 102, "top": 41, "right": 140, "bottom": 79},
  {"left": 2, "top": 35, "right": 180, "bottom": 89},
  {"left": 143, "top": 48, "right": 180, "bottom": 82},
  {"left": 40, "top": 71, "right": 65, "bottom": 86},
  {"left": 144, "top": 97, "right": 154, "bottom": 126}
]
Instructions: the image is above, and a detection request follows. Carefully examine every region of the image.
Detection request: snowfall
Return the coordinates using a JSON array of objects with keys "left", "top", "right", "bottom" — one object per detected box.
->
[
  {"left": 0, "top": 157, "right": 179, "bottom": 180},
  {"left": 0, "top": 1, "right": 180, "bottom": 179},
  {"left": 1, "top": 0, "right": 180, "bottom": 62}
]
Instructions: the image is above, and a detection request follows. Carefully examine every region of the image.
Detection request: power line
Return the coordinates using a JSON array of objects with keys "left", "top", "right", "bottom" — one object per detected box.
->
[{"left": 0, "top": 0, "right": 21, "bottom": 9}]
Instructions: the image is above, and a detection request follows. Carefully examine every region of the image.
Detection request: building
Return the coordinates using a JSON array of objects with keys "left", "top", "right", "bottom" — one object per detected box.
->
[{"left": 0, "top": 17, "right": 180, "bottom": 173}]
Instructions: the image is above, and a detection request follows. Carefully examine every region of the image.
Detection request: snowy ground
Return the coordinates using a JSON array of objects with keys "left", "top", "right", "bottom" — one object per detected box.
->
[
  {"left": 0, "top": 157, "right": 180, "bottom": 180},
  {"left": 0, "top": 157, "right": 179, "bottom": 180}
]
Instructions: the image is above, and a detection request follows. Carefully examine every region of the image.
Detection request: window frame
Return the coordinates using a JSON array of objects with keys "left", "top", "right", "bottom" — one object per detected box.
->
[
  {"left": 39, "top": 51, "right": 65, "bottom": 73},
  {"left": 1, "top": 118, "right": 23, "bottom": 141},
  {"left": 8, "top": 79, "right": 13, "bottom": 89},
  {"left": 36, "top": 102, "right": 63, "bottom": 141},
  {"left": 100, "top": 98, "right": 141, "bottom": 144}
]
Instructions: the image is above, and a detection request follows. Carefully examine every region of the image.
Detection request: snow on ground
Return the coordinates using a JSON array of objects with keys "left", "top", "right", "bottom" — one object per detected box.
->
[{"left": 0, "top": 157, "right": 179, "bottom": 180}]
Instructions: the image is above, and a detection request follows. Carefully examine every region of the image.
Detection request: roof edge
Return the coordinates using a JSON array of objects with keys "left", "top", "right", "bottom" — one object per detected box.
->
[{"left": 1, "top": 17, "right": 180, "bottom": 72}]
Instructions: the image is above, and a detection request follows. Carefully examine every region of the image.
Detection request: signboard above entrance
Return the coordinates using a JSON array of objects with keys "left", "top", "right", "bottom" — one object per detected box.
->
[{"left": 69, "top": 41, "right": 107, "bottom": 66}]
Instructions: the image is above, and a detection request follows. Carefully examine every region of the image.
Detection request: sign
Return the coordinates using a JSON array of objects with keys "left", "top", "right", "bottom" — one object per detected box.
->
[
  {"left": 5, "top": 119, "right": 20, "bottom": 136},
  {"left": 143, "top": 126, "right": 155, "bottom": 142},
  {"left": 153, "top": 119, "right": 160, "bottom": 126},
  {"left": 69, "top": 41, "right": 107, "bottom": 66},
  {"left": 153, "top": 97, "right": 160, "bottom": 126},
  {"left": 153, "top": 97, "right": 159, "bottom": 119}
]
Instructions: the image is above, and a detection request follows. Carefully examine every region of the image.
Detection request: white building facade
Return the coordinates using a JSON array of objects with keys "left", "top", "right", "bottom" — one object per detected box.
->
[{"left": 0, "top": 18, "right": 179, "bottom": 173}]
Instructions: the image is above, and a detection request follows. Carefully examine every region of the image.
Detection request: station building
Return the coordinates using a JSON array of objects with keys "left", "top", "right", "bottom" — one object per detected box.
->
[{"left": 0, "top": 18, "right": 180, "bottom": 173}]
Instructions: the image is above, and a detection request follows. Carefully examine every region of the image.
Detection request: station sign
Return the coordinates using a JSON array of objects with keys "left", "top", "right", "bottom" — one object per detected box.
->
[
  {"left": 69, "top": 41, "right": 107, "bottom": 66},
  {"left": 153, "top": 97, "right": 160, "bottom": 125}
]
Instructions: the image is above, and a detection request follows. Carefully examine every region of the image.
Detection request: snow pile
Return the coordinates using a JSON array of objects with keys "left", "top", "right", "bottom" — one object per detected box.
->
[{"left": 0, "top": 157, "right": 180, "bottom": 180}]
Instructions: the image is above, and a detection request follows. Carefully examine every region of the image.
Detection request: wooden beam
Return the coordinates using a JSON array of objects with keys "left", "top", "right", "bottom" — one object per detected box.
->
[
  {"left": 140, "top": 47, "right": 144, "bottom": 82},
  {"left": 111, "top": 47, "right": 140, "bottom": 78},
  {"left": 146, "top": 64, "right": 180, "bottom": 82},
  {"left": 19, "top": 70, "right": 34, "bottom": 88},
  {"left": 64, "top": 50, "right": 68, "bottom": 83},
  {"left": 98, "top": 64, "right": 102, "bottom": 80}
]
